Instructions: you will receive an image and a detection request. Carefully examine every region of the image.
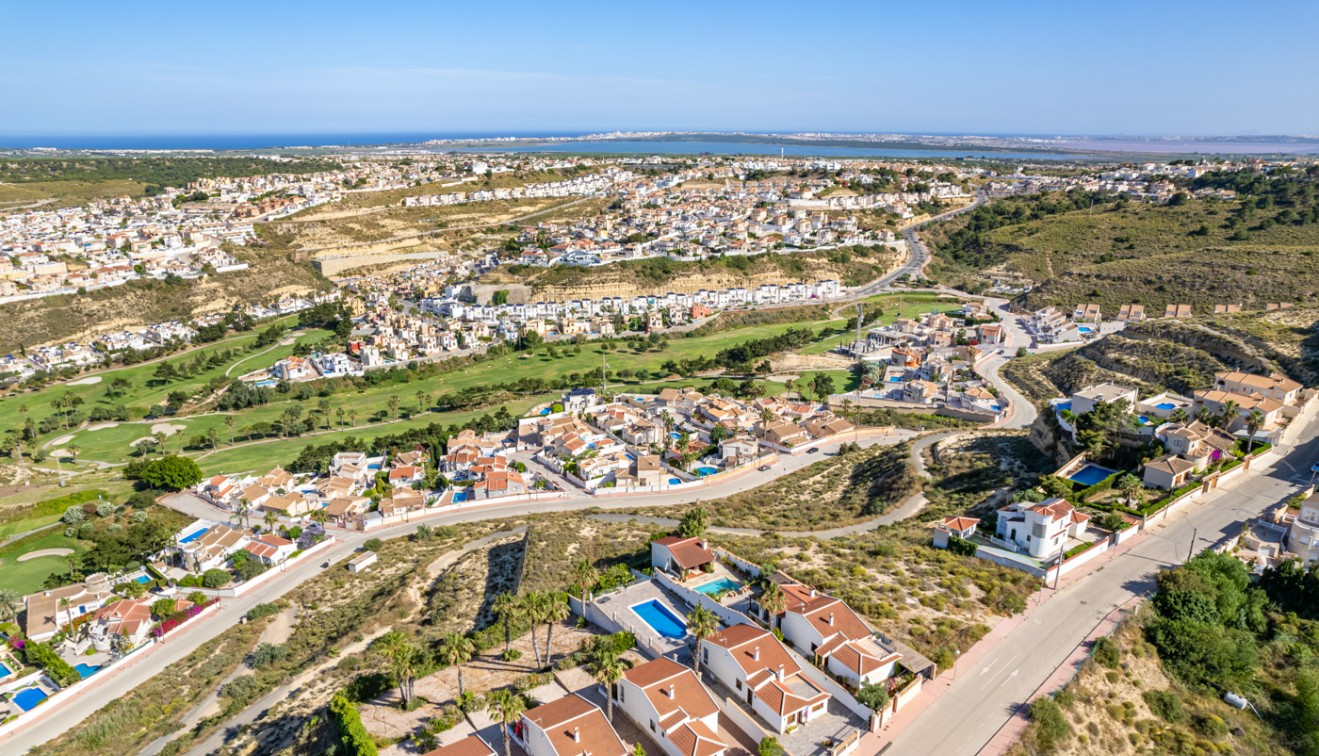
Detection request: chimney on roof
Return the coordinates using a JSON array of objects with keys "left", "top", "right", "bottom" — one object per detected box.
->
[
  {"left": 753, "top": 646, "right": 760, "bottom": 661},
  {"left": 777, "top": 663, "right": 785, "bottom": 680},
  {"left": 571, "top": 726, "right": 580, "bottom": 743},
  {"left": 809, "top": 587, "right": 817, "bottom": 598},
  {"left": 827, "top": 612, "right": 834, "bottom": 626},
  {"left": 667, "top": 684, "right": 675, "bottom": 698}
]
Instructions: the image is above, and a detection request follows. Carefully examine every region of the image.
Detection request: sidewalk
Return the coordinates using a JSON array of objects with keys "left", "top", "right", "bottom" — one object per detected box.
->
[
  {"left": 977, "top": 597, "right": 1140, "bottom": 755},
  {"left": 865, "top": 431, "right": 1295, "bottom": 754}
]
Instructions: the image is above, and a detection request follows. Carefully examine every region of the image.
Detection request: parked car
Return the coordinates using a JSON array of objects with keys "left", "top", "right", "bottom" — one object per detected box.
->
[{"left": 807, "top": 447, "right": 820, "bottom": 453}]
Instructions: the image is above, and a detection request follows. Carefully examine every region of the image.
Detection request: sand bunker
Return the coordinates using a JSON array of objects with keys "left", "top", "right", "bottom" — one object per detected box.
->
[
  {"left": 49, "top": 434, "right": 75, "bottom": 446},
  {"left": 17, "top": 547, "right": 74, "bottom": 562},
  {"left": 67, "top": 376, "right": 103, "bottom": 386},
  {"left": 150, "top": 423, "right": 187, "bottom": 436}
]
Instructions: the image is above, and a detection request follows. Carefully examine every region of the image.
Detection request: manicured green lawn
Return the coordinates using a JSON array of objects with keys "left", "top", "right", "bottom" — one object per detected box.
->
[
  {"left": 0, "top": 316, "right": 318, "bottom": 435},
  {"left": 0, "top": 531, "right": 86, "bottom": 595}
]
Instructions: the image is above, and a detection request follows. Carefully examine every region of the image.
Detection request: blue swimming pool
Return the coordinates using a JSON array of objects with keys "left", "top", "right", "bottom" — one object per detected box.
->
[
  {"left": 179, "top": 527, "right": 210, "bottom": 544},
  {"left": 695, "top": 577, "right": 740, "bottom": 596},
  {"left": 133, "top": 575, "right": 151, "bottom": 584},
  {"left": 1078, "top": 326, "right": 1095, "bottom": 334},
  {"left": 12, "top": 687, "right": 48, "bottom": 711},
  {"left": 0, "top": 662, "right": 11, "bottom": 679},
  {"left": 669, "top": 431, "right": 681, "bottom": 440},
  {"left": 74, "top": 663, "right": 101, "bottom": 679},
  {"left": 452, "top": 491, "right": 470, "bottom": 503},
  {"left": 668, "top": 478, "right": 681, "bottom": 485},
  {"left": 1068, "top": 463, "right": 1117, "bottom": 487},
  {"left": 1155, "top": 402, "right": 1177, "bottom": 411},
  {"left": 695, "top": 466, "right": 718, "bottom": 477},
  {"left": 631, "top": 600, "right": 687, "bottom": 639}
]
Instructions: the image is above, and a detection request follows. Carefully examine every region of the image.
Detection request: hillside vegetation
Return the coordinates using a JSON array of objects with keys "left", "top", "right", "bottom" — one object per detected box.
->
[
  {"left": 929, "top": 168, "right": 1319, "bottom": 314},
  {"left": 0, "top": 247, "right": 330, "bottom": 352},
  {"left": 1014, "top": 553, "right": 1319, "bottom": 756},
  {"left": 1002, "top": 316, "right": 1314, "bottom": 405},
  {"left": 481, "top": 244, "right": 900, "bottom": 300},
  {"left": 0, "top": 156, "right": 342, "bottom": 194}
]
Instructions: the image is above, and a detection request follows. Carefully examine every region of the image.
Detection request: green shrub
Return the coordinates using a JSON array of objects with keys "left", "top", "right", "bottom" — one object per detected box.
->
[
  {"left": 1030, "top": 696, "right": 1070, "bottom": 752},
  {"left": 329, "top": 691, "right": 378, "bottom": 756},
  {"left": 201, "top": 569, "right": 231, "bottom": 589},
  {"left": 23, "top": 641, "right": 79, "bottom": 688},
  {"left": 246, "top": 603, "right": 281, "bottom": 621},
  {"left": 1142, "top": 690, "right": 1186, "bottom": 723},
  {"left": 248, "top": 643, "right": 288, "bottom": 669},
  {"left": 1092, "top": 636, "right": 1120, "bottom": 669}
]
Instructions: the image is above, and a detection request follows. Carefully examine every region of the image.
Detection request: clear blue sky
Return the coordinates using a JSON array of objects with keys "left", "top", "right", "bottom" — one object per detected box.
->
[{"left": 4, "top": 0, "right": 1316, "bottom": 136}]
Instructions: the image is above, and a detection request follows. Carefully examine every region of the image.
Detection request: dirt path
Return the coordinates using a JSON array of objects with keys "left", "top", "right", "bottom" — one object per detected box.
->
[{"left": 176, "top": 530, "right": 525, "bottom": 756}]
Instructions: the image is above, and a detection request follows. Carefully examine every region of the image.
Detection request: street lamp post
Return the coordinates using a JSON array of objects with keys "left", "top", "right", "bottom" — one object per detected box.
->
[{"left": 953, "top": 648, "right": 961, "bottom": 680}]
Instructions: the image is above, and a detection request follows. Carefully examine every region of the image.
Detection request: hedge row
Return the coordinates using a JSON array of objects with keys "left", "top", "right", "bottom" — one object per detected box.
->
[{"left": 329, "top": 691, "right": 378, "bottom": 756}]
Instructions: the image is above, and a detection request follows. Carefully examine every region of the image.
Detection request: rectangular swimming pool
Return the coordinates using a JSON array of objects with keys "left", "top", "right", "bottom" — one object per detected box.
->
[
  {"left": 694, "top": 577, "right": 740, "bottom": 596},
  {"left": 1068, "top": 463, "right": 1117, "bottom": 487},
  {"left": 0, "top": 662, "right": 11, "bottom": 679},
  {"left": 13, "top": 687, "right": 48, "bottom": 711},
  {"left": 630, "top": 600, "right": 687, "bottom": 639}
]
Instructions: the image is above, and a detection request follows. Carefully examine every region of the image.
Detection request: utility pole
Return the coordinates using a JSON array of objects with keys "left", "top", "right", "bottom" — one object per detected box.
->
[
  {"left": 1187, "top": 527, "right": 1198, "bottom": 563},
  {"left": 601, "top": 353, "right": 608, "bottom": 395}
]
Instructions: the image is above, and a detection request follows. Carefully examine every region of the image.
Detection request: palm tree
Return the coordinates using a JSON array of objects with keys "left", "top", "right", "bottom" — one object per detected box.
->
[
  {"left": 758, "top": 581, "right": 786, "bottom": 627},
  {"left": 416, "top": 390, "right": 428, "bottom": 415},
  {"left": 523, "top": 593, "right": 546, "bottom": 668},
  {"left": 375, "top": 630, "right": 423, "bottom": 709},
  {"left": 225, "top": 414, "right": 236, "bottom": 445},
  {"left": 571, "top": 559, "right": 599, "bottom": 609},
  {"left": 542, "top": 592, "right": 571, "bottom": 665},
  {"left": 1116, "top": 474, "right": 1142, "bottom": 508},
  {"left": 0, "top": 588, "right": 21, "bottom": 623},
  {"left": 486, "top": 689, "right": 527, "bottom": 756},
  {"left": 590, "top": 651, "right": 629, "bottom": 723},
  {"left": 263, "top": 510, "right": 278, "bottom": 532},
  {"left": 234, "top": 497, "right": 252, "bottom": 530},
  {"left": 388, "top": 394, "right": 400, "bottom": 422},
  {"left": 310, "top": 508, "right": 328, "bottom": 527},
  {"left": 492, "top": 592, "right": 520, "bottom": 654},
  {"left": 686, "top": 605, "right": 719, "bottom": 676},
  {"left": 439, "top": 632, "right": 476, "bottom": 699},
  {"left": 1170, "top": 407, "right": 1190, "bottom": 424},
  {"left": 349, "top": 409, "right": 358, "bottom": 427},
  {"left": 1220, "top": 399, "right": 1241, "bottom": 429},
  {"left": 336, "top": 407, "right": 346, "bottom": 429},
  {"left": 1244, "top": 409, "right": 1266, "bottom": 453}
]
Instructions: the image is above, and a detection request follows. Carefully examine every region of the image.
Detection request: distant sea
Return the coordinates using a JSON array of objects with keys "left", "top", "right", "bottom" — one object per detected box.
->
[
  {"left": 0, "top": 133, "right": 1079, "bottom": 161},
  {"left": 1, "top": 132, "right": 1312, "bottom": 159}
]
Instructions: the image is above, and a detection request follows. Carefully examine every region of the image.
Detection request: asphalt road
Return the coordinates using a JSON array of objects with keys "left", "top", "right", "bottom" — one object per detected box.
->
[
  {"left": 884, "top": 404, "right": 1319, "bottom": 756},
  {"left": 0, "top": 428, "right": 917, "bottom": 755}
]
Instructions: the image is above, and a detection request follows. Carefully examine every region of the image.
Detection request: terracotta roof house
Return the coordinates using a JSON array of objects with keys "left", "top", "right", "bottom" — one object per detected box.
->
[
  {"left": 516, "top": 694, "right": 627, "bottom": 756},
  {"left": 933, "top": 515, "right": 981, "bottom": 549},
  {"left": 1143, "top": 454, "right": 1198, "bottom": 490},
  {"left": 422, "top": 735, "right": 497, "bottom": 756},
  {"left": 651, "top": 536, "right": 716, "bottom": 577},
  {"left": 245, "top": 533, "right": 296, "bottom": 565},
  {"left": 700, "top": 624, "right": 830, "bottom": 734},
  {"left": 618, "top": 658, "right": 729, "bottom": 756},
  {"left": 760, "top": 576, "right": 903, "bottom": 687}
]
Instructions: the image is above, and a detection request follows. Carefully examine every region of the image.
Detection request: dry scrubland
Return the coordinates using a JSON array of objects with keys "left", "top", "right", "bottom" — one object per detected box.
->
[
  {"left": 480, "top": 244, "right": 901, "bottom": 302},
  {"left": 1003, "top": 314, "right": 1319, "bottom": 406},
  {"left": 927, "top": 196, "right": 1319, "bottom": 314}
]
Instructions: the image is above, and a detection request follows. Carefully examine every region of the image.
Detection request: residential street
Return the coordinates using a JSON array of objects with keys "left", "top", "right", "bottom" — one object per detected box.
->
[{"left": 882, "top": 405, "right": 1319, "bottom": 756}]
